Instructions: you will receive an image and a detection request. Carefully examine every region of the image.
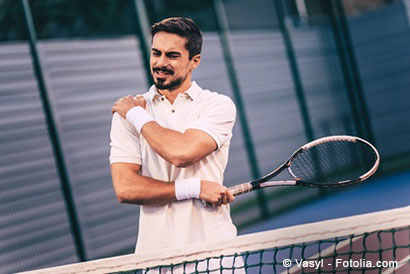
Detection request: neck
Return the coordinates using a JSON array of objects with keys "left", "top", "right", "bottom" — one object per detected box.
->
[{"left": 158, "top": 77, "right": 192, "bottom": 104}]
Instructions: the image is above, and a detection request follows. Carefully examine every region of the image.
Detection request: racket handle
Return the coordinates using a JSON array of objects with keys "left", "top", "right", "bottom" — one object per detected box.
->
[{"left": 228, "top": 183, "right": 253, "bottom": 196}]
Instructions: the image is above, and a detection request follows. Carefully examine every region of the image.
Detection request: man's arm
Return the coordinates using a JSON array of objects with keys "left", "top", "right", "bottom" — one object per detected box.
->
[
  {"left": 110, "top": 95, "right": 235, "bottom": 206},
  {"left": 111, "top": 163, "right": 175, "bottom": 205},
  {"left": 112, "top": 95, "right": 217, "bottom": 167},
  {"left": 142, "top": 123, "right": 216, "bottom": 167},
  {"left": 111, "top": 162, "right": 234, "bottom": 206}
]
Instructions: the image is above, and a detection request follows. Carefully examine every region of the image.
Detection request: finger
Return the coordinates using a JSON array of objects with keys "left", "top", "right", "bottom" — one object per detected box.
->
[
  {"left": 218, "top": 192, "right": 226, "bottom": 206},
  {"left": 136, "top": 97, "right": 146, "bottom": 104},
  {"left": 222, "top": 194, "right": 228, "bottom": 205},
  {"left": 226, "top": 189, "right": 235, "bottom": 203},
  {"left": 216, "top": 198, "right": 222, "bottom": 207}
]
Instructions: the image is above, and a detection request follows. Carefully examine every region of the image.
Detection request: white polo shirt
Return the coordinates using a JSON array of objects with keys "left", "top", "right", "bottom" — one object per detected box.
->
[{"left": 109, "top": 81, "right": 238, "bottom": 253}]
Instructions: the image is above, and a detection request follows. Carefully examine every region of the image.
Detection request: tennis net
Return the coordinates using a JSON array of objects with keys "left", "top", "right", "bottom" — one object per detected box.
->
[{"left": 20, "top": 206, "right": 410, "bottom": 274}]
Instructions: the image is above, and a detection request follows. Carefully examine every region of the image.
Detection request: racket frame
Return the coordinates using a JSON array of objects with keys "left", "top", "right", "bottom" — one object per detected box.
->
[{"left": 229, "top": 135, "right": 380, "bottom": 196}]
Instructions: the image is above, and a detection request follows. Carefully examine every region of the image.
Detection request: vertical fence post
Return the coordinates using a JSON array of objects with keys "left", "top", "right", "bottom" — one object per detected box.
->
[
  {"left": 326, "top": 0, "right": 375, "bottom": 144},
  {"left": 212, "top": 0, "right": 269, "bottom": 219},
  {"left": 272, "top": 0, "right": 314, "bottom": 142},
  {"left": 132, "top": 0, "right": 153, "bottom": 86},
  {"left": 271, "top": 0, "right": 328, "bottom": 198},
  {"left": 403, "top": 0, "right": 410, "bottom": 27},
  {"left": 21, "top": 0, "right": 86, "bottom": 261}
]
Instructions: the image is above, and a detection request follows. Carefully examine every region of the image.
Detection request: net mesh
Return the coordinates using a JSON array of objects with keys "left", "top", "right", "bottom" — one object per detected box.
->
[
  {"left": 21, "top": 206, "right": 410, "bottom": 274},
  {"left": 290, "top": 139, "right": 378, "bottom": 185}
]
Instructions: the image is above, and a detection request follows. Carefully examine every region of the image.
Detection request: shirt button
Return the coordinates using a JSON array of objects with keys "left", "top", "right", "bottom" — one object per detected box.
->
[
  {"left": 171, "top": 109, "right": 175, "bottom": 113},
  {"left": 161, "top": 97, "right": 165, "bottom": 101}
]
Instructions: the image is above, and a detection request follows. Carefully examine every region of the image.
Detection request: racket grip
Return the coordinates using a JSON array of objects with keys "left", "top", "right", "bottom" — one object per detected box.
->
[{"left": 228, "top": 183, "right": 253, "bottom": 196}]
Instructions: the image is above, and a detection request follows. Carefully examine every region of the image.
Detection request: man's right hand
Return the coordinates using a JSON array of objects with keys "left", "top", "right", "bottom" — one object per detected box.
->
[
  {"left": 112, "top": 95, "right": 146, "bottom": 118},
  {"left": 199, "top": 180, "right": 235, "bottom": 207}
]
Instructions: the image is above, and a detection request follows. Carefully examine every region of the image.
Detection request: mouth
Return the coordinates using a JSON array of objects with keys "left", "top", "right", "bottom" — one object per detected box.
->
[{"left": 153, "top": 68, "right": 174, "bottom": 78}]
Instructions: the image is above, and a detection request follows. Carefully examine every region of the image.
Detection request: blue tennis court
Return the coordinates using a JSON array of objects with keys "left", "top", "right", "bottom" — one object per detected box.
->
[{"left": 241, "top": 171, "right": 410, "bottom": 234}]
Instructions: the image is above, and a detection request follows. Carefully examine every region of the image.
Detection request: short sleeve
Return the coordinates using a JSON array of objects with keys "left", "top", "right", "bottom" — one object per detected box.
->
[
  {"left": 109, "top": 112, "right": 142, "bottom": 165},
  {"left": 185, "top": 95, "right": 236, "bottom": 148}
]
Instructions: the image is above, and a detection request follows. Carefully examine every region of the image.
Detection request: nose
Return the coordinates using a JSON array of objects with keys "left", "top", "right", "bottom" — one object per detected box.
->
[{"left": 155, "top": 54, "right": 168, "bottom": 68}]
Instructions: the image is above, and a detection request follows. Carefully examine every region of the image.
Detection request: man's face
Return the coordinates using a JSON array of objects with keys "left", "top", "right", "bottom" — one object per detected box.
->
[{"left": 150, "top": 31, "right": 199, "bottom": 91}]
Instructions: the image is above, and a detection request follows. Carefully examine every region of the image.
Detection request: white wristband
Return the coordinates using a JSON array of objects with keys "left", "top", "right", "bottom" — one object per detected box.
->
[
  {"left": 175, "top": 178, "right": 201, "bottom": 201},
  {"left": 126, "top": 106, "right": 154, "bottom": 133}
]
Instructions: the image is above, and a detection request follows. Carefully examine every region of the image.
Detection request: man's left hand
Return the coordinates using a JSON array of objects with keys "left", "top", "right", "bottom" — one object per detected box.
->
[{"left": 112, "top": 95, "right": 146, "bottom": 118}]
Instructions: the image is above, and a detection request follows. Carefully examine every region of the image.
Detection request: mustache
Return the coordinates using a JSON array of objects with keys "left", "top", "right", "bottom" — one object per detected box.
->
[{"left": 153, "top": 67, "right": 174, "bottom": 75}]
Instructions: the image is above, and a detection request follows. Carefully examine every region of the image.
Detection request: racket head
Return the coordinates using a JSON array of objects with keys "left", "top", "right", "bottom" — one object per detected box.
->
[{"left": 288, "top": 135, "right": 380, "bottom": 187}]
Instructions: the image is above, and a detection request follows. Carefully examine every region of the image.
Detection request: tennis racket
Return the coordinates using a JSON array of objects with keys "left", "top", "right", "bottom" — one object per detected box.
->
[{"left": 228, "top": 135, "right": 380, "bottom": 196}]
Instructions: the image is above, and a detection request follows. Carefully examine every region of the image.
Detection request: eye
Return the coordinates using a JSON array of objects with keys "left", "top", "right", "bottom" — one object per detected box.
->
[
  {"left": 152, "top": 51, "right": 161, "bottom": 57},
  {"left": 166, "top": 52, "right": 181, "bottom": 59}
]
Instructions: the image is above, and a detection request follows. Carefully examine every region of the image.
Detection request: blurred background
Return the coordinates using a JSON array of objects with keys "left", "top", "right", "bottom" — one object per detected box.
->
[{"left": 1, "top": 0, "right": 409, "bottom": 273}]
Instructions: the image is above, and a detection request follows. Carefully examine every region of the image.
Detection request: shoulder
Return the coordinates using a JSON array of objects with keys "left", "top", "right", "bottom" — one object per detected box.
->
[
  {"left": 111, "top": 112, "right": 137, "bottom": 135},
  {"left": 198, "top": 89, "right": 236, "bottom": 110},
  {"left": 111, "top": 90, "right": 151, "bottom": 124},
  {"left": 140, "top": 90, "right": 152, "bottom": 101},
  {"left": 111, "top": 111, "right": 128, "bottom": 128},
  {"left": 194, "top": 89, "right": 236, "bottom": 122}
]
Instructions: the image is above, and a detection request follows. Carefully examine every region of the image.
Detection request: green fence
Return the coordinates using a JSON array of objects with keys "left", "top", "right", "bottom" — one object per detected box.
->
[{"left": 1, "top": 0, "right": 410, "bottom": 273}]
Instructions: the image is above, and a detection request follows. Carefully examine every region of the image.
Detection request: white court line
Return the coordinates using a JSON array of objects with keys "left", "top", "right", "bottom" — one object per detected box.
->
[{"left": 381, "top": 254, "right": 410, "bottom": 274}]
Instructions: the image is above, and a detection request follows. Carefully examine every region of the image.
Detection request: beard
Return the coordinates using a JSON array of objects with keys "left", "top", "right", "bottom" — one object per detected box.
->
[
  {"left": 152, "top": 67, "right": 187, "bottom": 90},
  {"left": 154, "top": 76, "right": 184, "bottom": 90}
]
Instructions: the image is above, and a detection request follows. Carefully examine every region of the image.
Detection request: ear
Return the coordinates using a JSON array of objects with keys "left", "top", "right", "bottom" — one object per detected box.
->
[{"left": 190, "top": 54, "right": 201, "bottom": 70}]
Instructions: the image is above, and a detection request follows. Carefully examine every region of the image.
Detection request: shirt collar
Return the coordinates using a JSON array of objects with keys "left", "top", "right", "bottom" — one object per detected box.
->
[
  {"left": 184, "top": 81, "right": 200, "bottom": 101},
  {"left": 147, "top": 85, "right": 162, "bottom": 101},
  {"left": 147, "top": 81, "right": 201, "bottom": 101}
]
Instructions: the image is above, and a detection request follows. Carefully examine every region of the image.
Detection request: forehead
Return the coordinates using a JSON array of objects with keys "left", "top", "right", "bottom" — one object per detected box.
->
[{"left": 151, "top": 31, "right": 188, "bottom": 53}]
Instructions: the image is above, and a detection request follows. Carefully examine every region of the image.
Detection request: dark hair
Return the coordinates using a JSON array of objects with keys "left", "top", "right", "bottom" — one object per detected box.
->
[{"left": 151, "top": 17, "right": 202, "bottom": 59}]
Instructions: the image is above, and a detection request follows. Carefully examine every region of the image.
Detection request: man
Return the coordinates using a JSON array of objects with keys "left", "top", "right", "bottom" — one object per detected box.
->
[{"left": 110, "top": 17, "right": 239, "bottom": 259}]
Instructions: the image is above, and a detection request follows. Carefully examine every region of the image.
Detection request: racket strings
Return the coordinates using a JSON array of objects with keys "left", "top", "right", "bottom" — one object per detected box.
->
[{"left": 289, "top": 140, "right": 378, "bottom": 184}]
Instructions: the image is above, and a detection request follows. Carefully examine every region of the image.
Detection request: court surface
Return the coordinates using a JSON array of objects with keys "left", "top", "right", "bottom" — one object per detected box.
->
[{"left": 240, "top": 170, "right": 410, "bottom": 235}]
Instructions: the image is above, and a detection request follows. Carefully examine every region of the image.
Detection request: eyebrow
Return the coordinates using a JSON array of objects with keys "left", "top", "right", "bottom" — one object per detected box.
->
[{"left": 152, "top": 48, "right": 181, "bottom": 56}]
